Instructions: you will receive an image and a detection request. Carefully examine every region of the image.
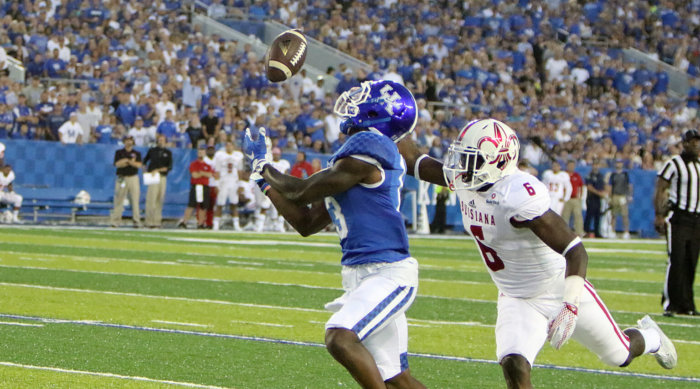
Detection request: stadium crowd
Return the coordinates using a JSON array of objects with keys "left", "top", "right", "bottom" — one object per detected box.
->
[{"left": 0, "top": 0, "right": 698, "bottom": 175}]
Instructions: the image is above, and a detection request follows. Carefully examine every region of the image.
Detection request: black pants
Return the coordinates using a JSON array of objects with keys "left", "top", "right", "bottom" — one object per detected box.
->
[
  {"left": 663, "top": 211, "right": 700, "bottom": 313},
  {"left": 584, "top": 199, "right": 601, "bottom": 237}
]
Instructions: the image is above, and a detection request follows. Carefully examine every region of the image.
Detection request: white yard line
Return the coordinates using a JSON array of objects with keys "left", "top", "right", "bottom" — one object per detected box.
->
[
  {"left": 0, "top": 282, "right": 328, "bottom": 314},
  {"left": 0, "top": 361, "right": 229, "bottom": 388},
  {"left": 0, "top": 321, "right": 43, "bottom": 327},
  {"left": 167, "top": 237, "right": 336, "bottom": 248},
  {"left": 151, "top": 320, "right": 208, "bottom": 328},
  {"left": 231, "top": 320, "right": 293, "bottom": 328}
]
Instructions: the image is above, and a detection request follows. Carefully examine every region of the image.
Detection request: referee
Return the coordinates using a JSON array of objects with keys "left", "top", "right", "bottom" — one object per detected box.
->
[{"left": 654, "top": 129, "right": 700, "bottom": 317}]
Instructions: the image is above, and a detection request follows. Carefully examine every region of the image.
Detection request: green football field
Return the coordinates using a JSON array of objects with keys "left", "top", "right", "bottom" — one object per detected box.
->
[{"left": 0, "top": 227, "right": 698, "bottom": 388}]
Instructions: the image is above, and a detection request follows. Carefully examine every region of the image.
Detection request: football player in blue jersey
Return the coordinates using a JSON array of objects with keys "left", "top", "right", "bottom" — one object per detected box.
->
[{"left": 244, "top": 80, "right": 425, "bottom": 389}]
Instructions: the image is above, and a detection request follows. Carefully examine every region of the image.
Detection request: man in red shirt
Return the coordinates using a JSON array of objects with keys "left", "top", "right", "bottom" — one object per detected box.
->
[
  {"left": 289, "top": 151, "right": 315, "bottom": 178},
  {"left": 177, "top": 145, "right": 214, "bottom": 229},
  {"left": 562, "top": 160, "right": 585, "bottom": 236}
]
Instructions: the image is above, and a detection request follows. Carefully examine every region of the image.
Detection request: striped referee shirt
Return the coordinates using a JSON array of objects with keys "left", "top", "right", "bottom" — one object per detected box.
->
[{"left": 659, "top": 154, "right": 700, "bottom": 213}]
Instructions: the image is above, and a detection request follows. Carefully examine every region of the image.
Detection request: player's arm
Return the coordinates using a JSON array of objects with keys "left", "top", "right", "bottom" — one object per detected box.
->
[
  {"left": 514, "top": 210, "right": 587, "bottom": 278},
  {"left": 263, "top": 156, "right": 378, "bottom": 204},
  {"left": 654, "top": 177, "right": 671, "bottom": 233},
  {"left": 397, "top": 136, "right": 446, "bottom": 186},
  {"left": 265, "top": 188, "right": 331, "bottom": 236}
]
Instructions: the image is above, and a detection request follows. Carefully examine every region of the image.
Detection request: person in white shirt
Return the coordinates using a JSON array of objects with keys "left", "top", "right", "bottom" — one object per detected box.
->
[
  {"left": 154, "top": 92, "right": 176, "bottom": 125},
  {"left": 0, "top": 164, "right": 22, "bottom": 223},
  {"left": 542, "top": 161, "right": 572, "bottom": 215},
  {"left": 265, "top": 147, "right": 291, "bottom": 232},
  {"left": 128, "top": 116, "right": 152, "bottom": 147},
  {"left": 58, "top": 112, "right": 83, "bottom": 144},
  {"left": 212, "top": 139, "right": 244, "bottom": 230}
]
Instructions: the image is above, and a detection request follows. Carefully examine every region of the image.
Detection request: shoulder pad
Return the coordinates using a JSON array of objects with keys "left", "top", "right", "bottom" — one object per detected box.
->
[{"left": 331, "top": 132, "right": 398, "bottom": 169}]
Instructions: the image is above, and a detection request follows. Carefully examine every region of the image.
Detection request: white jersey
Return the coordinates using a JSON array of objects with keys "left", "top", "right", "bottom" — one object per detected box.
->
[
  {"left": 128, "top": 127, "right": 152, "bottom": 147},
  {"left": 58, "top": 121, "right": 83, "bottom": 143},
  {"left": 455, "top": 170, "right": 565, "bottom": 298},
  {"left": 270, "top": 158, "right": 291, "bottom": 174},
  {"left": 239, "top": 179, "right": 257, "bottom": 211},
  {"left": 213, "top": 150, "right": 244, "bottom": 182},
  {"left": 541, "top": 170, "right": 572, "bottom": 213},
  {"left": 0, "top": 170, "right": 15, "bottom": 191},
  {"left": 203, "top": 155, "right": 218, "bottom": 187}
]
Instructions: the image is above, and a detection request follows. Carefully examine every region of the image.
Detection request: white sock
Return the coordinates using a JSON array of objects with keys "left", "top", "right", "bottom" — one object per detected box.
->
[
  {"left": 233, "top": 217, "right": 240, "bottom": 229},
  {"left": 213, "top": 217, "right": 220, "bottom": 230},
  {"left": 638, "top": 327, "right": 661, "bottom": 354},
  {"left": 255, "top": 215, "right": 265, "bottom": 232}
]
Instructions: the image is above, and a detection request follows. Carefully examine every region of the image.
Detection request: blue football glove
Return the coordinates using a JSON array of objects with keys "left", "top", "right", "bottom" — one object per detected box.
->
[{"left": 244, "top": 127, "right": 272, "bottom": 175}]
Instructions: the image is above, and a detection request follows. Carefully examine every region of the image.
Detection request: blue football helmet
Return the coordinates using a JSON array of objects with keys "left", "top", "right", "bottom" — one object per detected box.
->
[{"left": 334, "top": 80, "right": 417, "bottom": 143}]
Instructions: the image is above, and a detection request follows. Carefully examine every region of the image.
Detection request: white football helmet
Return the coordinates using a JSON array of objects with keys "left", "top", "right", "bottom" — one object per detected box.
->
[{"left": 443, "top": 118, "right": 520, "bottom": 191}]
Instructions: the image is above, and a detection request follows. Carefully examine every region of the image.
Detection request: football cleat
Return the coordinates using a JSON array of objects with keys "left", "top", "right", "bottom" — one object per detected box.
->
[{"left": 638, "top": 315, "right": 677, "bottom": 369}]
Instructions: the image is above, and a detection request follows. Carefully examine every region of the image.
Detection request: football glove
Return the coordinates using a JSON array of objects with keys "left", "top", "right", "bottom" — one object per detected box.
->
[
  {"left": 547, "top": 302, "right": 578, "bottom": 350},
  {"left": 243, "top": 127, "right": 272, "bottom": 175}
]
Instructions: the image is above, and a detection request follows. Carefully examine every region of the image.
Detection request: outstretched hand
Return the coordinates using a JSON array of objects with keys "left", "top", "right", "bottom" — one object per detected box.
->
[
  {"left": 547, "top": 302, "right": 578, "bottom": 349},
  {"left": 244, "top": 127, "right": 271, "bottom": 175}
]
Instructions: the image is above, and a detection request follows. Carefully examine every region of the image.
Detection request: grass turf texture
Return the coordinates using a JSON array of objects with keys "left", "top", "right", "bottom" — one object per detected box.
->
[{"left": 0, "top": 227, "right": 698, "bottom": 388}]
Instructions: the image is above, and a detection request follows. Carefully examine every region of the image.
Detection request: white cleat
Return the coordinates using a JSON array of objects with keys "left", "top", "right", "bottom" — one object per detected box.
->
[{"left": 638, "top": 315, "right": 677, "bottom": 369}]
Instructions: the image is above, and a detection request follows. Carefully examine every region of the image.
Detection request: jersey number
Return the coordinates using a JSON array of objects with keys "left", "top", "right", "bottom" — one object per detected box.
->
[
  {"left": 325, "top": 197, "right": 348, "bottom": 240},
  {"left": 524, "top": 182, "right": 536, "bottom": 196},
  {"left": 470, "top": 225, "right": 505, "bottom": 271}
]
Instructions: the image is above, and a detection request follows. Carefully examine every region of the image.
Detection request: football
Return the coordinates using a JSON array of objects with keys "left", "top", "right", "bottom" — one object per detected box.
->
[{"left": 265, "top": 29, "right": 307, "bottom": 82}]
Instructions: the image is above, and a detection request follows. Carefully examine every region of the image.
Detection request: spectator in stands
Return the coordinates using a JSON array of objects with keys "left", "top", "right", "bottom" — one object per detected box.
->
[
  {"left": 44, "top": 48, "right": 67, "bottom": 78},
  {"left": 58, "top": 112, "right": 83, "bottom": 144},
  {"left": 562, "top": 160, "right": 585, "bottom": 237},
  {"left": 290, "top": 151, "right": 314, "bottom": 178},
  {"left": 12, "top": 94, "right": 37, "bottom": 134},
  {"left": 606, "top": 159, "right": 633, "bottom": 239},
  {"left": 110, "top": 135, "right": 142, "bottom": 228},
  {"left": 95, "top": 114, "right": 118, "bottom": 145},
  {"left": 177, "top": 144, "right": 214, "bottom": 229},
  {"left": 76, "top": 101, "right": 97, "bottom": 143},
  {"left": 0, "top": 103, "right": 14, "bottom": 138},
  {"left": 128, "top": 116, "right": 151, "bottom": 147},
  {"left": 156, "top": 110, "right": 178, "bottom": 146},
  {"left": 115, "top": 91, "right": 137, "bottom": 128},
  {"left": 143, "top": 134, "right": 172, "bottom": 229},
  {"left": 201, "top": 105, "right": 221, "bottom": 142},
  {"left": 585, "top": 160, "right": 607, "bottom": 238},
  {"left": 0, "top": 164, "right": 22, "bottom": 223},
  {"left": 185, "top": 113, "right": 204, "bottom": 148}
]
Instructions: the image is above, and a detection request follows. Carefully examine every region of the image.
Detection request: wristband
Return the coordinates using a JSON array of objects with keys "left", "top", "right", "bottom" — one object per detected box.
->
[
  {"left": 563, "top": 275, "right": 585, "bottom": 307},
  {"left": 561, "top": 236, "right": 582, "bottom": 257},
  {"left": 257, "top": 179, "right": 271, "bottom": 195},
  {"left": 414, "top": 154, "right": 430, "bottom": 180}
]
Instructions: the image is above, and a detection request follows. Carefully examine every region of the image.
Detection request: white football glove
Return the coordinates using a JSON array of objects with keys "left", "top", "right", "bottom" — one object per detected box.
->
[{"left": 547, "top": 302, "right": 578, "bottom": 349}]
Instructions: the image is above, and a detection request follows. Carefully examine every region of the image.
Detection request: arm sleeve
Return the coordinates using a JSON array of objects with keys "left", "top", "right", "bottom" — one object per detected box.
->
[{"left": 659, "top": 159, "right": 675, "bottom": 181}]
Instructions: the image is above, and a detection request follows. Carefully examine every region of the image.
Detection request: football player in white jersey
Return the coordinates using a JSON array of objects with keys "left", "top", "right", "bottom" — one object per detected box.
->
[
  {"left": 267, "top": 147, "right": 291, "bottom": 232},
  {"left": 399, "top": 119, "right": 677, "bottom": 388},
  {"left": 212, "top": 139, "right": 244, "bottom": 230},
  {"left": 0, "top": 164, "right": 22, "bottom": 222},
  {"left": 541, "top": 160, "right": 572, "bottom": 215}
]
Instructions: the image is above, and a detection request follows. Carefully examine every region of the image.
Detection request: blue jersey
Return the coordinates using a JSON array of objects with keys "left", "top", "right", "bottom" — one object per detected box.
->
[{"left": 325, "top": 131, "right": 410, "bottom": 266}]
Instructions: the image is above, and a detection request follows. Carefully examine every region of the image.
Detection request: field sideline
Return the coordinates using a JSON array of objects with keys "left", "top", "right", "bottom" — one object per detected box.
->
[{"left": 0, "top": 226, "right": 698, "bottom": 388}]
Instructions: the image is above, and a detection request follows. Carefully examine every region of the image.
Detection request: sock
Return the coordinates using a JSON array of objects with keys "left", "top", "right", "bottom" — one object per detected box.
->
[
  {"left": 233, "top": 217, "right": 240, "bottom": 229},
  {"left": 12, "top": 210, "right": 18, "bottom": 220},
  {"left": 638, "top": 327, "right": 661, "bottom": 354},
  {"left": 255, "top": 215, "right": 265, "bottom": 232},
  {"left": 213, "top": 217, "right": 220, "bottom": 230}
]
